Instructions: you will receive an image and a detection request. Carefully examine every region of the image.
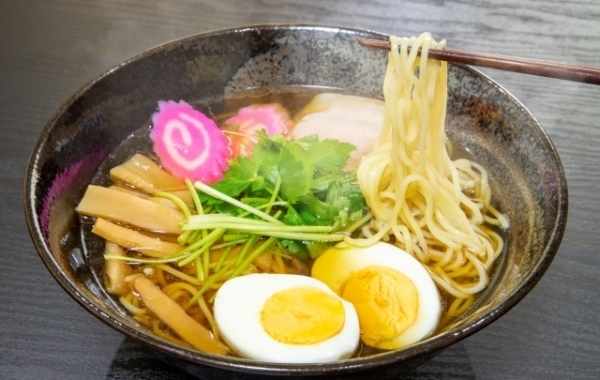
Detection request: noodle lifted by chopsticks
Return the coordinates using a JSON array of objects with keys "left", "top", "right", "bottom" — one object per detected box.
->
[{"left": 357, "top": 33, "right": 508, "bottom": 312}]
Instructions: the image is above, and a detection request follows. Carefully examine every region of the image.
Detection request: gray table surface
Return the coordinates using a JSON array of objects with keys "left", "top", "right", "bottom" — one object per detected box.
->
[{"left": 1, "top": 1, "right": 599, "bottom": 379}]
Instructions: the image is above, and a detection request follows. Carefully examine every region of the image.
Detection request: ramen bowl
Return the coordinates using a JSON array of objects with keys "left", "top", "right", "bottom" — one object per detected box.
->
[{"left": 24, "top": 24, "right": 567, "bottom": 379}]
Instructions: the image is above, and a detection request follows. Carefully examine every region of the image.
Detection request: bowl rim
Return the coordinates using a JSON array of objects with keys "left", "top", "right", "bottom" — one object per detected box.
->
[{"left": 23, "top": 23, "right": 568, "bottom": 376}]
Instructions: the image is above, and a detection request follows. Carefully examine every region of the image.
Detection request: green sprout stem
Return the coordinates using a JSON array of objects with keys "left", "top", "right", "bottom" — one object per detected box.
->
[
  {"left": 235, "top": 234, "right": 259, "bottom": 266},
  {"left": 230, "top": 237, "right": 276, "bottom": 279},
  {"left": 185, "top": 178, "right": 204, "bottom": 215},
  {"left": 178, "top": 228, "right": 225, "bottom": 267},
  {"left": 194, "top": 181, "right": 282, "bottom": 224},
  {"left": 214, "top": 246, "right": 232, "bottom": 273},
  {"left": 153, "top": 191, "right": 192, "bottom": 218},
  {"left": 189, "top": 260, "right": 236, "bottom": 304},
  {"left": 195, "top": 256, "right": 204, "bottom": 281}
]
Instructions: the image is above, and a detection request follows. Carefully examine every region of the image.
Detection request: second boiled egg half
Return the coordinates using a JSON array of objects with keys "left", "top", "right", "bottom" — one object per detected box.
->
[
  {"left": 312, "top": 242, "right": 441, "bottom": 350},
  {"left": 213, "top": 273, "right": 360, "bottom": 363}
]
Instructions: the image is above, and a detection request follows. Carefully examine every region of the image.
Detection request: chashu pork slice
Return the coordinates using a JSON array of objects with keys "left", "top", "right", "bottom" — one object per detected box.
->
[{"left": 290, "top": 93, "right": 384, "bottom": 171}]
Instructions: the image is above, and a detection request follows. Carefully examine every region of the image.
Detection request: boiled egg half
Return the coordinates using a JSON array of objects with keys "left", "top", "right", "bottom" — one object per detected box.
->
[
  {"left": 213, "top": 273, "right": 360, "bottom": 363},
  {"left": 312, "top": 242, "right": 441, "bottom": 350}
]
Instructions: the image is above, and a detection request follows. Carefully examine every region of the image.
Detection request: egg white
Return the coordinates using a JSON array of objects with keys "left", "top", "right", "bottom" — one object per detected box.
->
[
  {"left": 213, "top": 273, "right": 360, "bottom": 363},
  {"left": 311, "top": 242, "right": 441, "bottom": 349}
]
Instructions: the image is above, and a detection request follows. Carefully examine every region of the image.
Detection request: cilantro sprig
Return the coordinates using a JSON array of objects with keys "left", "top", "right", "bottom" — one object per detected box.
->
[{"left": 201, "top": 131, "right": 366, "bottom": 233}]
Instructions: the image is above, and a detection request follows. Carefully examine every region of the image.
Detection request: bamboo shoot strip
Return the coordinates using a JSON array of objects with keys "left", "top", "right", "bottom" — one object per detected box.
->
[
  {"left": 103, "top": 242, "right": 133, "bottom": 296},
  {"left": 109, "top": 153, "right": 187, "bottom": 193},
  {"left": 133, "top": 277, "right": 228, "bottom": 355},
  {"left": 77, "top": 185, "right": 184, "bottom": 234},
  {"left": 93, "top": 218, "right": 185, "bottom": 258}
]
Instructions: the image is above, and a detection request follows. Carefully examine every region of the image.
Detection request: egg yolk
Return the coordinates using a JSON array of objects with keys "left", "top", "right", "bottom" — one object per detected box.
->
[
  {"left": 260, "top": 287, "right": 345, "bottom": 345},
  {"left": 341, "top": 266, "right": 418, "bottom": 348}
]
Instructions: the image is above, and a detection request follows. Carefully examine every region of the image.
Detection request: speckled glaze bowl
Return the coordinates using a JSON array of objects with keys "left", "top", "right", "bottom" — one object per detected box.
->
[{"left": 24, "top": 25, "right": 567, "bottom": 379}]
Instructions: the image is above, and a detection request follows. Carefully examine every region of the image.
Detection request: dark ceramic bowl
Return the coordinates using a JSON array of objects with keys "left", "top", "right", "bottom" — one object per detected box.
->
[{"left": 24, "top": 25, "right": 567, "bottom": 379}]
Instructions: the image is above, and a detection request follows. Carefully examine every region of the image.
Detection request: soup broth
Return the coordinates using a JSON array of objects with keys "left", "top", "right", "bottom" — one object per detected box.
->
[{"left": 79, "top": 86, "right": 507, "bottom": 359}]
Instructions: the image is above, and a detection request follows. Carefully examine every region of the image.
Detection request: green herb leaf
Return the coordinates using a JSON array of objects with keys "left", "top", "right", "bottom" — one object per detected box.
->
[
  {"left": 282, "top": 205, "right": 304, "bottom": 226},
  {"left": 280, "top": 239, "right": 309, "bottom": 260},
  {"left": 278, "top": 143, "right": 313, "bottom": 203},
  {"left": 193, "top": 131, "right": 367, "bottom": 259},
  {"left": 202, "top": 156, "right": 257, "bottom": 203},
  {"left": 311, "top": 138, "right": 355, "bottom": 174}
]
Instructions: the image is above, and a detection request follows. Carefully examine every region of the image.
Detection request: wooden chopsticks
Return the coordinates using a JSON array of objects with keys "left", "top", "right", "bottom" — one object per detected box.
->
[{"left": 358, "top": 38, "right": 600, "bottom": 85}]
